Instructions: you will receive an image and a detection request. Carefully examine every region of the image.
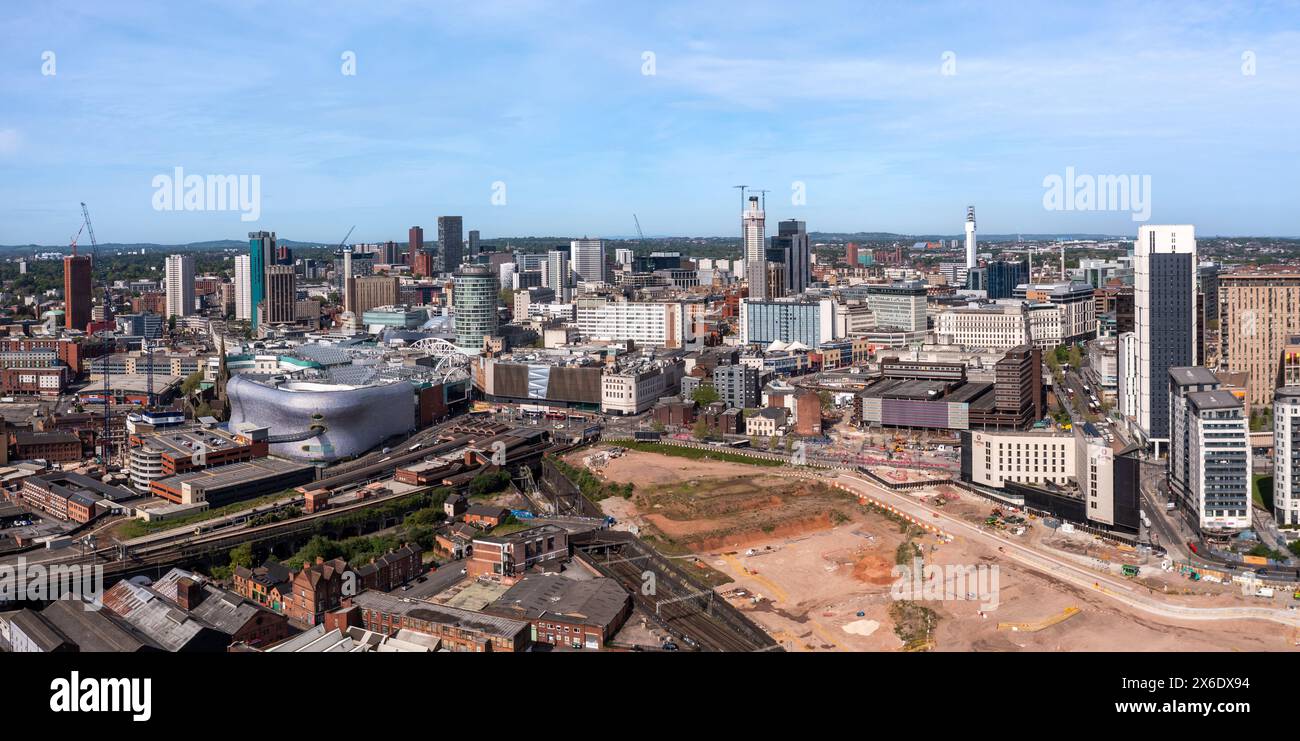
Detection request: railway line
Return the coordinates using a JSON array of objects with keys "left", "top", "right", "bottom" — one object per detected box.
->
[{"left": 576, "top": 534, "right": 779, "bottom": 652}]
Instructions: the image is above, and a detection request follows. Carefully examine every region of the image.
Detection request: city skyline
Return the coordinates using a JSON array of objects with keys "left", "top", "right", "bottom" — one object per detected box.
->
[{"left": 3, "top": 1, "right": 1300, "bottom": 245}]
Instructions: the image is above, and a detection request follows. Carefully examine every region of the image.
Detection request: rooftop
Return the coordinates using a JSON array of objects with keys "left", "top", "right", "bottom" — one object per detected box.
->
[{"left": 487, "top": 573, "right": 629, "bottom": 629}]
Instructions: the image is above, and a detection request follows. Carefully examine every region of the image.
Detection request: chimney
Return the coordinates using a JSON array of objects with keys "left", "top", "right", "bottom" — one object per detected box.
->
[{"left": 176, "top": 577, "right": 204, "bottom": 611}]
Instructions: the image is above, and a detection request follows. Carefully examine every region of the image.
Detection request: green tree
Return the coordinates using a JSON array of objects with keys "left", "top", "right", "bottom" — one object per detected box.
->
[
  {"left": 691, "top": 383, "right": 720, "bottom": 405},
  {"left": 180, "top": 370, "right": 205, "bottom": 396},
  {"left": 228, "top": 542, "right": 255, "bottom": 570},
  {"left": 692, "top": 419, "right": 709, "bottom": 439}
]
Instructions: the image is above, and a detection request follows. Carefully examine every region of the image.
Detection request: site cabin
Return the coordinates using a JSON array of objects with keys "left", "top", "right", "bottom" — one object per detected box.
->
[{"left": 1121, "top": 565, "right": 1140, "bottom": 578}]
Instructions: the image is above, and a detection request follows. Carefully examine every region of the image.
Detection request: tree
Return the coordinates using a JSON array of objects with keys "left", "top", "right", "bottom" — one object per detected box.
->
[
  {"left": 1066, "top": 344, "right": 1083, "bottom": 371},
  {"left": 180, "top": 370, "right": 205, "bottom": 396},
  {"left": 691, "top": 383, "right": 720, "bottom": 405},
  {"left": 692, "top": 419, "right": 709, "bottom": 439},
  {"left": 228, "top": 543, "right": 255, "bottom": 570},
  {"left": 167, "top": 315, "right": 177, "bottom": 333}
]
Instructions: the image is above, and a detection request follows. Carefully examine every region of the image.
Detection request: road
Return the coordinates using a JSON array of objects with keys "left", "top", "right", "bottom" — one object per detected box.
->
[{"left": 835, "top": 472, "right": 1300, "bottom": 628}]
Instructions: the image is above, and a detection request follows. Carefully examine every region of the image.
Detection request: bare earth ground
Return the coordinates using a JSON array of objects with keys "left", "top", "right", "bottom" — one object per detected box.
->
[{"left": 574, "top": 446, "right": 1299, "bottom": 652}]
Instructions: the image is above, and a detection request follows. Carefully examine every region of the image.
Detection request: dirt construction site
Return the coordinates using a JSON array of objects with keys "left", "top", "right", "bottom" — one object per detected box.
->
[{"left": 572, "top": 445, "right": 1300, "bottom": 652}]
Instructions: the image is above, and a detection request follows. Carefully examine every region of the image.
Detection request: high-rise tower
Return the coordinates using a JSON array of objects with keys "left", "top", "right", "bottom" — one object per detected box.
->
[
  {"left": 743, "top": 195, "right": 767, "bottom": 300},
  {"left": 964, "top": 206, "right": 977, "bottom": 270}
]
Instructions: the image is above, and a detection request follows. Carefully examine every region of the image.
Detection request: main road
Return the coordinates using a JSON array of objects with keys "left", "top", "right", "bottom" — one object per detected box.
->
[{"left": 835, "top": 471, "right": 1300, "bottom": 628}]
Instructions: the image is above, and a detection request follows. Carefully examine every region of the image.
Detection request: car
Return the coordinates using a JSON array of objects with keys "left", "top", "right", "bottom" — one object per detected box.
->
[
  {"left": 662, "top": 641, "right": 679, "bottom": 651},
  {"left": 1256, "top": 568, "right": 1269, "bottom": 577}
]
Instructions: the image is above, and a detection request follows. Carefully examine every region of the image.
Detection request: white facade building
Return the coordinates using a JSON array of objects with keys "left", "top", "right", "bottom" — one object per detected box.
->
[
  {"left": 575, "top": 300, "right": 686, "bottom": 348},
  {"left": 164, "top": 254, "right": 196, "bottom": 318},
  {"left": 234, "top": 254, "right": 253, "bottom": 321}
]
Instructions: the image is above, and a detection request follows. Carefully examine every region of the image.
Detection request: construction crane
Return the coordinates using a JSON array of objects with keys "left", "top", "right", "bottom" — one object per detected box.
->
[
  {"left": 80, "top": 202, "right": 114, "bottom": 466},
  {"left": 633, "top": 214, "right": 645, "bottom": 250},
  {"left": 336, "top": 225, "right": 355, "bottom": 252},
  {"left": 732, "top": 185, "right": 748, "bottom": 212}
]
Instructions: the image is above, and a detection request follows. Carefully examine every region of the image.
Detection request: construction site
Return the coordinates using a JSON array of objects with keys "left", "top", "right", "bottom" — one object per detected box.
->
[{"left": 573, "top": 444, "right": 1300, "bottom": 652}]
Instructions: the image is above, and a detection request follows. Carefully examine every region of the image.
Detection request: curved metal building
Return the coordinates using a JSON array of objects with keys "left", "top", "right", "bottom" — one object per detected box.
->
[{"left": 226, "top": 374, "right": 414, "bottom": 462}]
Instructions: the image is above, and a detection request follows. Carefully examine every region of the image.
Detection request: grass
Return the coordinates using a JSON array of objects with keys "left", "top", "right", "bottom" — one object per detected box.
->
[
  {"left": 1253, "top": 474, "right": 1275, "bottom": 511},
  {"left": 115, "top": 489, "right": 302, "bottom": 539},
  {"left": 619, "top": 441, "right": 786, "bottom": 467}
]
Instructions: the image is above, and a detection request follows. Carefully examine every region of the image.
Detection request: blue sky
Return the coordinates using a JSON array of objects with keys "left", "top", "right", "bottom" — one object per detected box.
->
[{"left": 2, "top": 0, "right": 1299, "bottom": 245}]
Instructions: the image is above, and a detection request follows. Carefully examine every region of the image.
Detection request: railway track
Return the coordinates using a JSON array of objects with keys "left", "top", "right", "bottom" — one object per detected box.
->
[{"left": 579, "top": 540, "right": 778, "bottom": 652}]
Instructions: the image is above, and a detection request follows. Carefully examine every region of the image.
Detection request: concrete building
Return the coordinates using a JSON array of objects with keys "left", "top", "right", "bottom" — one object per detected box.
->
[
  {"left": 867, "top": 281, "right": 928, "bottom": 332},
  {"left": 164, "top": 254, "right": 196, "bottom": 318},
  {"left": 63, "top": 253, "right": 92, "bottom": 331},
  {"left": 350, "top": 274, "right": 401, "bottom": 318},
  {"left": 1168, "top": 367, "right": 1250, "bottom": 533},
  {"left": 743, "top": 195, "right": 768, "bottom": 300},
  {"left": 575, "top": 300, "right": 686, "bottom": 348},
  {"left": 739, "top": 297, "right": 836, "bottom": 347},
  {"left": 713, "top": 363, "right": 761, "bottom": 410},
  {"left": 1273, "top": 386, "right": 1300, "bottom": 527},
  {"left": 261, "top": 265, "right": 297, "bottom": 325},
  {"left": 569, "top": 239, "right": 606, "bottom": 284},
  {"left": 234, "top": 254, "right": 253, "bottom": 321},
  {"left": 766, "top": 219, "right": 812, "bottom": 296},
  {"left": 438, "top": 216, "right": 464, "bottom": 270},
  {"left": 453, "top": 263, "right": 499, "bottom": 351},
  {"left": 936, "top": 304, "right": 1031, "bottom": 350},
  {"left": 1013, "top": 281, "right": 1097, "bottom": 345},
  {"left": 544, "top": 249, "right": 572, "bottom": 302},
  {"left": 1220, "top": 271, "right": 1300, "bottom": 408},
  {"left": 1129, "top": 224, "right": 1197, "bottom": 446}
]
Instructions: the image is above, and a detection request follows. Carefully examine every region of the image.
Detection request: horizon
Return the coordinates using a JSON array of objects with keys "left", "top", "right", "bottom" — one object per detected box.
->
[{"left": 3, "top": 2, "right": 1300, "bottom": 243}]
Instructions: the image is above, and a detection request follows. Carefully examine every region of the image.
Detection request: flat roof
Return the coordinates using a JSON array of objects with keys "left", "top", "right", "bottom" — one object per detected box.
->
[
  {"left": 1188, "top": 390, "right": 1243, "bottom": 411},
  {"left": 1168, "top": 366, "right": 1220, "bottom": 387},
  {"left": 488, "top": 573, "right": 629, "bottom": 628},
  {"left": 156, "top": 458, "right": 313, "bottom": 492},
  {"left": 352, "top": 591, "right": 529, "bottom": 639}
]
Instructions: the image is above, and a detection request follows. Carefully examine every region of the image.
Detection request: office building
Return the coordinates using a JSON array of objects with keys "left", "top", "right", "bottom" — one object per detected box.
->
[
  {"left": 437, "top": 216, "right": 464, "bottom": 270},
  {"left": 968, "top": 259, "right": 1029, "bottom": 300},
  {"left": 408, "top": 226, "right": 423, "bottom": 260},
  {"left": 453, "top": 263, "right": 498, "bottom": 351},
  {"left": 164, "top": 254, "right": 196, "bottom": 318},
  {"left": 739, "top": 297, "right": 836, "bottom": 348},
  {"left": 575, "top": 300, "right": 686, "bottom": 348},
  {"left": 248, "top": 231, "right": 276, "bottom": 329},
  {"left": 350, "top": 275, "right": 400, "bottom": 318},
  {"left": 262, "top": 265, "right": 297, "bottom": 325},
  {"left": 1128, "top": 224, "right": 1197, "bottom": 446},
  {"left": 767, "top": 219, "right": 811, "bottom": 296},
  {"left": 867, "top": 281, "right": 928, "bottom": 332},
  {"left": 936, "top": 304, "right": 1031, "bottom": 350},
  {"left": 544, "top": 249, "right": 572, "bottom": 302},
  {"left": 62, "top": 253, "right": 92, "bottom": 331},
  {"left": 570, "top": 239, "right": 606, "bottom": 284},
  {"left": 1014, "top": 281, "right": 1097, "bottom": 345}
]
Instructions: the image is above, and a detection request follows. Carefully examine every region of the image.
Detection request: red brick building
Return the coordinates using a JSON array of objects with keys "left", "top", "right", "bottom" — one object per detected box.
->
[
  {"left": 12, "top": 431, "right": 81, "bottom": 463},
  {"left": 468, "top": 524, "right": 568, "bottom": 583}
]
